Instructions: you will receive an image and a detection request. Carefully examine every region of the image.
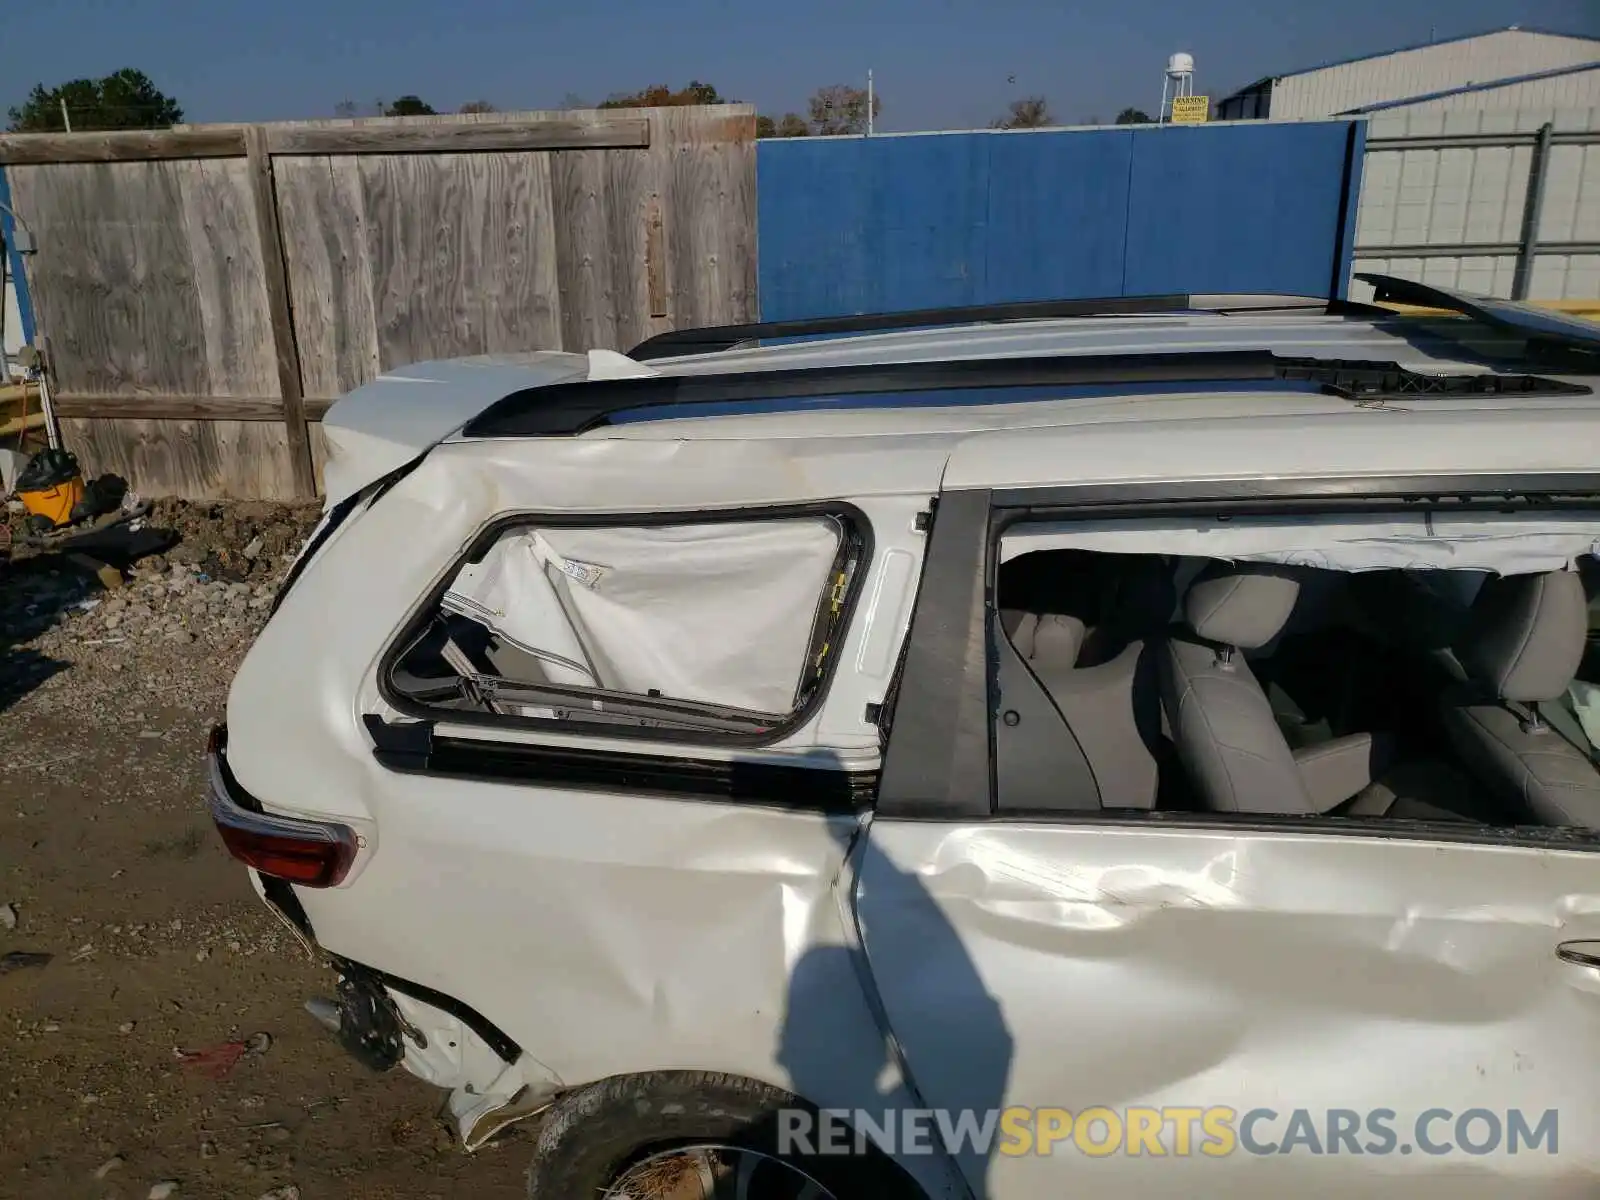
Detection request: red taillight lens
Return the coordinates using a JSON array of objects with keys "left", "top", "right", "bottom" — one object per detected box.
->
[
  {"left": 213, "top": 821, "right": 356, "bottom": 888},
  {"left": 207, "top": 726, "right": 358, "bottom": 888}
]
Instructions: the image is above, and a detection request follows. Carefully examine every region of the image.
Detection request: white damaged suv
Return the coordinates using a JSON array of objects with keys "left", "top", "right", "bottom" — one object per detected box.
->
[{"left": 213, "top": 277, "right": 1600, "bottom": 1200}]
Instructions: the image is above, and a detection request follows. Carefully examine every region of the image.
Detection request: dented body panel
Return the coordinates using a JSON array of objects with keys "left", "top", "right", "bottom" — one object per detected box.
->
[
  {"left": 221, "top": 303, "right": 1600, "bottom": 1199},
  {"left": 858, "top": 820, "right": 1600, "bottom": 1197}
]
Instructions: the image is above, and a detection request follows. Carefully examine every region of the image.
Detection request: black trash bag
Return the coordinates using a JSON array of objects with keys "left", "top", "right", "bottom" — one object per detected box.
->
[
  {"left": 14, "top": 447, "right": 81, "bottom": 494},
  {"left": 69, "top": 473, "right": 129, "bottom": 524},
  {"left": 59, "top": 522, "right": 180, "bottom": 570}
]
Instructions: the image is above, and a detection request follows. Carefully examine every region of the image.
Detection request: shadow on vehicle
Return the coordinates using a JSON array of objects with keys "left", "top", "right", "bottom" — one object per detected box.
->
[{"left": 775, "top": 817, "right": 1014, "bottom": 1198}]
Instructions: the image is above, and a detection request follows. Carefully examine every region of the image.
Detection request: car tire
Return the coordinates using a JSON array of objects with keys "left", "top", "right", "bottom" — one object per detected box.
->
[{"left": 525, "top": 1070, "right": 924, "bottom": 1199}]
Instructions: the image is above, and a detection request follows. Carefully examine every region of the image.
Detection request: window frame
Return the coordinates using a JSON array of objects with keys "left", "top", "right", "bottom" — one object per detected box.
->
[
  {"left": 876, "top": 471, "right": 1600, "bottom": 851},
  {"left": 376, "top": 501, "right": 874, "bottom": 750}
]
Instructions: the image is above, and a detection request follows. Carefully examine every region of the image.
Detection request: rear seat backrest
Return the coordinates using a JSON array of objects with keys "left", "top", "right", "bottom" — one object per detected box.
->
[
  {"left": 1160, "top": 565, "right": 1320, "bottom": 814},
  {"left": 1028, "top": 557, "right": 1176, "bottom": 810},
  {"left": 1442, "top": 570, "right": 1600, "bottom": 828}
]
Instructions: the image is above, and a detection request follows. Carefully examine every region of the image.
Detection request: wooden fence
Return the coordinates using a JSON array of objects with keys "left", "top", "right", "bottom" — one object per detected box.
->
[{"left": 0, "top": 105, "right": 757, "bottom": 500}]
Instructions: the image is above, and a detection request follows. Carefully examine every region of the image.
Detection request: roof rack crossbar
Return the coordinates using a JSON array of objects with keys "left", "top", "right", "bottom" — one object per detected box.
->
[
  {"left": 460, "top": 350, "right": 1590, "bottom": 439},
  {"left": 627, "top": 293, "right": 1385, "bottom": 361},
  {"left": 1357, "top": 273, "right": 1600, "bottom": 358}
]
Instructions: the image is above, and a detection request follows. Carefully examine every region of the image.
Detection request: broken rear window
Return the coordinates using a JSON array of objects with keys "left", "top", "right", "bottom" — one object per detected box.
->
[{"left": 386, "top": 514, "right": 863, "bottom": 738}]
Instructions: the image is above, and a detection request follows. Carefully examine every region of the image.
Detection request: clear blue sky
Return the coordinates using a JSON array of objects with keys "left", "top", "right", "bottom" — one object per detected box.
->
[{"left": 4, "top": 0, "right": 1597, "bottom": 131}]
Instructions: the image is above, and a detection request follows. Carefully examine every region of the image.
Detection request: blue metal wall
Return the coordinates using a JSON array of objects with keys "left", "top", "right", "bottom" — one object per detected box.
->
[{"left": 757, "top": 120, "right": 1365, "bottom": 321}]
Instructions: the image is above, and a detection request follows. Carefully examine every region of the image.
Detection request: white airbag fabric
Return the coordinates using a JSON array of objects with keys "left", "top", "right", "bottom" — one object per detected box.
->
[
  {"left": 1001, "top": 514, "right": 1600, "bottom": 575},
  {"left": 444, "top": 519, "right": 841, "bottom": 713}
]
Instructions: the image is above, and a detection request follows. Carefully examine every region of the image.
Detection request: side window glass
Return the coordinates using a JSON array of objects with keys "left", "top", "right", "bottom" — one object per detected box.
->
[{"left": 387, "top": 514, "right": 864, "bottom": 739}]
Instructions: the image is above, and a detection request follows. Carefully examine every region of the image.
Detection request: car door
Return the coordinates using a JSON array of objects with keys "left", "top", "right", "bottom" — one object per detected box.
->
[{"left": 851, "top": 488, "right": 1600, "bottom": 1200}]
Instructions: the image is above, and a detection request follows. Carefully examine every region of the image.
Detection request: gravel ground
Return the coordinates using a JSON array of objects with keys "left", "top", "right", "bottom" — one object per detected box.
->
[{"left": 0, "top": 502, "right": 532, "bottom": 1200}]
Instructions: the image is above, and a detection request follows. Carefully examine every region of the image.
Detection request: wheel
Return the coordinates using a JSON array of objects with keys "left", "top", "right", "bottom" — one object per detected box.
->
[{"left": 526, "top": 1071, "right": 923, "bottom": 1199}]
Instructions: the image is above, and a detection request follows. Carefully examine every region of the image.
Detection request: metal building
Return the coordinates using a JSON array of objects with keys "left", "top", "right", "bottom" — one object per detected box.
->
[
  {"left": 1339, "top": 63, "right": 1600, "bottom": 117},
  {"left": 1217, "top": 26, "right": 1600, "bottom": 121}
]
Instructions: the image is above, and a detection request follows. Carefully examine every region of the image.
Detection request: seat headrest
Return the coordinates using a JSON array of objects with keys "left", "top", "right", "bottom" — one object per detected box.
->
[
  {"left": 1455, "top": 570, "right": 1586, "bottom": 703},
  {"left": 1183, "top": 565, "right": 1301, "bottom": 650}
]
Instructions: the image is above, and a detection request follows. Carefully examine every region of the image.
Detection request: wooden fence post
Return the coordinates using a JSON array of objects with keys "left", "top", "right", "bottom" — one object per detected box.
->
[{"left": 242, "top": 125, "right": 315, "bottom": 500}]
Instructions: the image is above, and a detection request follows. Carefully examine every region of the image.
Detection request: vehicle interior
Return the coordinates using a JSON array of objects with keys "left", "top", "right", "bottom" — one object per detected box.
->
[{"left": 994, "top": 543, "right": 1600, "bottom": 829}]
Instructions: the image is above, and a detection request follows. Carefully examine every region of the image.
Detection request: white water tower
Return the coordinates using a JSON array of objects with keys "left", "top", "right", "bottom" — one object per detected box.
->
[{"left": 1159, "top": 52, "right": 1195, "bottom": 123}]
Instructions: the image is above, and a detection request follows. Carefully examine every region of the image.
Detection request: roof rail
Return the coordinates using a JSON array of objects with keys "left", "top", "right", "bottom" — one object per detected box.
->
[
  {"left": 627, "top": 293, "right": 1387, "bottom": 361},
  {"left": 1358, "top": 273, "right": 1600, "bottom": 357},
  {"left": 460, "top": 350, "right": 1588, "bottom": 439}
]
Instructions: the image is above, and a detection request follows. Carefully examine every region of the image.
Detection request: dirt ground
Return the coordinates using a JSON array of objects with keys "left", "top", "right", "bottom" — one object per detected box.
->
[{"left": 0, "top": 502, "right": 534, "bottom": 1200}]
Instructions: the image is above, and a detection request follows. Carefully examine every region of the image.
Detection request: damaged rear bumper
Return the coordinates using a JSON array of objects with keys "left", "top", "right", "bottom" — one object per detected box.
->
[{"left": 248, "top": 868, "right": 562, "bottom": 1149}]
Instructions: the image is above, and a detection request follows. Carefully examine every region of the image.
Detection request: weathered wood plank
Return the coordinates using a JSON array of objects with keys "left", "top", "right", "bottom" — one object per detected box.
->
[
  {"left": 662, "top": 108, "right": 758, "bottom": 329},
  {"left": 0, "top": 128, "right": 245, "bottom": 165},
  {"left": 179, "top": 158, "right": 280, "bottom": 399},
  {"left": 361, "top": 152, "right": 562, "bottom": 369},
  {"left": 307, "top": 421, "right": 330, "bottom": 495},
  {"left": 243, "top": 126, "right": 315, "bottom": 498},
  {"left": 275, "top": 155, "right": 382, "bottom": 395},
  {"left": 59, "top": 417, "right": 298, "bottom": 500},
  {"left": 264, "top": 118, "right": 649, "bottom": 156},
  {"left": 645, "top": 195, "right": 668, "bottom": 320},
  {"left": 52, "top": 394, "right": 288, "bottom": 420},
  {"left": 551, "top": 150, "right": 618, "bottom": 351},
  {"left": 7, "top": 161, "right": 208, "bottom": 395},
  {"left": 481, "top": 151, "right": 562, "bottom": 354},
  {"left": 603, "top": 136, "right": 659, "bottom": 351}
]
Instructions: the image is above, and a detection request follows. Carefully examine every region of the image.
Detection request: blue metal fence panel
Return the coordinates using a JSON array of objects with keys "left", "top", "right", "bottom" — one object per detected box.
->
[
  {"left": 1120, "top": 120, "right": 1360, "bottom": 298},
  {"left": 982, "top": 129, "right": 1133, "bottom": 304},
  {"left": 757, "top": 134, "right": 992, "bottom": 318},
  {"left": 0, "top": 166, "right": 37, "bottom": 346},
  {"left": 757, "top": 119, "right": 1364, "bottom": 320},
  {"left": 1333, "top": 121, "right": 1368, "bottom": 300}
]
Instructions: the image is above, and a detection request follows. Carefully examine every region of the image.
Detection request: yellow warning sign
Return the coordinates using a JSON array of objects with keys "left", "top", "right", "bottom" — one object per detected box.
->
[{"left": 1170, "top": 96, "right": 1210, "bottom": 124}]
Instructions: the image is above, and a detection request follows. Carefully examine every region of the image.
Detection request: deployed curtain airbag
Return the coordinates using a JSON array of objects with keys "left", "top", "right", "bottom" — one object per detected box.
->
[
  {"left": 1000, "top": 513, "right": 1600, "bottom": 575},
  {"left": 443, "top": 518, "right": 842, "bottom": 714}
]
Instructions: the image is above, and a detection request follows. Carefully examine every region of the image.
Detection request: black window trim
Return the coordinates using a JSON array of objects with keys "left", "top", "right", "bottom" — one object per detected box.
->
[
  {"left": 375, "top": 501, "right": 874, "bottom": 752},
  {"left": 875, "top": 470, "right": 1600, "bottom": 851}
]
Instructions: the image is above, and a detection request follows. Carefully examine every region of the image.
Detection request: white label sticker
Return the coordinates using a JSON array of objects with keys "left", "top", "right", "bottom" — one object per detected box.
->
[{"left": 560, "top": 557, "right": 607, "bottom": 589}]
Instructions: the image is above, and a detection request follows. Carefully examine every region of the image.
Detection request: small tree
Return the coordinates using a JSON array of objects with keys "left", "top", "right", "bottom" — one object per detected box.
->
[
  {"left": 8, "top": 69, "right": 182, "bottom": 132},
  {"left": 808, "top": 84, "right": 880, "bottom": 135},
  {"left": 385, "top": 95, "right": 437, "bottom": 116},
  {"left": 599, "top": 81, "right": 727, "bottom": 109},
  {"left": 757, "top": 112, "right": 811, "bottom": 138},
  {"left": 992, "top": 96, "right": 1053, "bottom": 129},
  {"left": 459, "top": 100, "right": 498, "bottom": 114},
  {"left": 1115, "top": 107, "right": 1153, "bottom": 125}
]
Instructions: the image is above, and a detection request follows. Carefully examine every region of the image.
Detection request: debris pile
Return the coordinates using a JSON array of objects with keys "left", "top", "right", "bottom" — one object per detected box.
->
[{"left": 1, "top": 498, "right": 321, "bottom": 711}]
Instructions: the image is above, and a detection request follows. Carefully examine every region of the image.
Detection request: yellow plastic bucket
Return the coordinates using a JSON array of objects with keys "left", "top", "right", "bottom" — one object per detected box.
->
[{"left": 19, "top": 476, "right": 86, "bottom": 528}]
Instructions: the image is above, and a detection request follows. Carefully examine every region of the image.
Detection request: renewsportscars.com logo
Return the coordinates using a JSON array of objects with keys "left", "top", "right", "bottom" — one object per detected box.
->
[{"left": 776, "top": 1106, "right": 1561, "bottom": 1159}]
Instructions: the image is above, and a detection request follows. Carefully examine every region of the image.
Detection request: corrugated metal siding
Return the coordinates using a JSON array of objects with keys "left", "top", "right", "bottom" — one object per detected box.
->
[
  {"left": 1374, "top": 66, "right": 1600, "bottom": 114},
  {"left": 757, "top": 121, "right": 1364, "bottom": 320},
  {"left": 1272, "top": 30, "right": 1600, "bottom": 119},
  {"left": 1350, "top": 105, "right": 1600, "bottom": 301}
]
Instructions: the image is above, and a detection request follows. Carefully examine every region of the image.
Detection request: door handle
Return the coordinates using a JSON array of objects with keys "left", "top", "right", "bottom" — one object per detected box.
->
[{"left": 1556, "top": 940, "right": 1600, "bottom": 968}]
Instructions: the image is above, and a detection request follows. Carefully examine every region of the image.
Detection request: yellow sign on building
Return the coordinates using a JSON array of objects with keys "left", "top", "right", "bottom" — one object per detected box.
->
[{"left": 1170, "top": 96, "right": 1210, "bottom": 124}]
